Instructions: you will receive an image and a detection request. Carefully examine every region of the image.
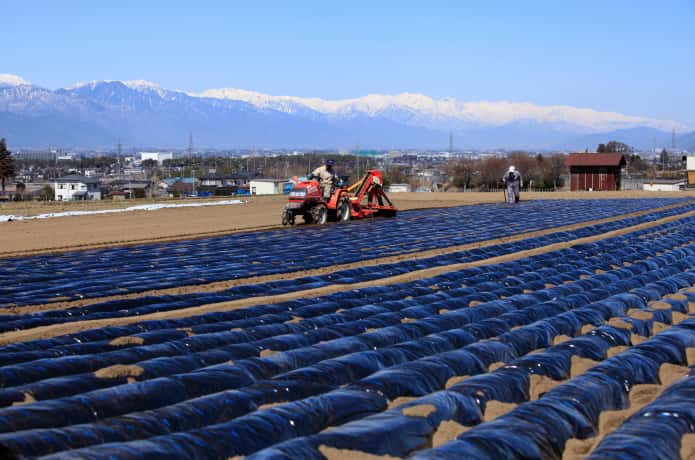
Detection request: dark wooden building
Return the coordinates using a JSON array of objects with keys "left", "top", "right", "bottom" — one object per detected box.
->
[{"left": 566, "top": 153, "right": 626, "bottom": 191}]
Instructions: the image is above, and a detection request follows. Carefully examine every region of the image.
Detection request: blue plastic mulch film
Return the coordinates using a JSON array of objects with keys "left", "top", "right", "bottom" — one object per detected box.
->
[
  {"left": 1, "top": 200, "right": 693, "bottom": 340},
  {"left": 0, "top": 198, "right": 693, "bottom": 460},
  {"left": 1, "top": 198, "right": 691, "bottom": 309}
]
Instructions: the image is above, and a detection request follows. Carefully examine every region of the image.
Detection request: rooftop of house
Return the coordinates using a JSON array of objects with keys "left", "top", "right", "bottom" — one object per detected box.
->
[
  {"left": 162, "top": 177, "right": 198, "bottom": 186},
  {"left": 250, "top": 178, "right": 289, "bottom": 183},
  {"left": 55, "top": 175, "right": 100, "bottom": 184},
  {"left": 646, "top": 179, "right": 686, "bottom": 184}
]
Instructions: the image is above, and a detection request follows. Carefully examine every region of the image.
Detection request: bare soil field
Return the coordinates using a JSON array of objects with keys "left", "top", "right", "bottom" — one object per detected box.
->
[{"left": 0, "top": 190, "right": 693, "bottom": 257}]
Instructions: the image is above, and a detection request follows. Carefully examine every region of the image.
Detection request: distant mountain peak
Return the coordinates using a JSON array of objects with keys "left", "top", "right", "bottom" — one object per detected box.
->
[
  {"left": 65, "top": 79, "right": 162, "bottom": 91},
  {"left": 122, "top": 80, "right": 162, "bottom": 90},
  {"left": 64, "top": 80, "right": 110, "bottom": 90},
  {"left": 0, "top": 73, "right": 30, "bottom": 87}
]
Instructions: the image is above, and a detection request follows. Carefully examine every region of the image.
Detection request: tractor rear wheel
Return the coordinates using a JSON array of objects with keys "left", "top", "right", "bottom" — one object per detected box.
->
[
  {"left": 337, "top": 199, "right": 351, "bottom": 222},
  {"left": 311, "top": 204, "right": 328, "bottom": 225}
]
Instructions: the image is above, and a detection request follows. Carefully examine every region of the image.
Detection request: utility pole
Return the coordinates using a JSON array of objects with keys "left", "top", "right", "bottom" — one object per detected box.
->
[
  {"left": 117, "top": 138, "right": 123, "bottom": 176},
  {"left": 448, "top": 129, "right": 453, "bottom": 155},
  {"left": 355, "top": 143, "right": 360, "bottom": 179}
]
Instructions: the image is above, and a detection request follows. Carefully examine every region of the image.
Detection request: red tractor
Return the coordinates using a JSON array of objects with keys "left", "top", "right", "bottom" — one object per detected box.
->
[{"left": 281, "top": 170, "right": 397, "bottom": 225}]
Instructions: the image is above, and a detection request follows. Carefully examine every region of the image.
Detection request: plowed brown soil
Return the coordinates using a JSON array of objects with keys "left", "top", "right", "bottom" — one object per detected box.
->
[{"left": 432, "top": 420, "right": 470, "bottom": 446}]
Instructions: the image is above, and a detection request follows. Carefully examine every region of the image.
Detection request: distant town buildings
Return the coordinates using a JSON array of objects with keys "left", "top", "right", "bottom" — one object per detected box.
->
[
  {"left": 3, "top": 147, "right": 691, "bottom": 204},
  {"left": 139, "top": 152, "right": 173, "bottom": 164}
]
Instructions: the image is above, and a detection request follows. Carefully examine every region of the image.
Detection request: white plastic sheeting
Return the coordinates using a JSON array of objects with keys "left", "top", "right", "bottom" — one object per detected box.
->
[{"left": 0, "top": 199, "right": 246, "bottom": 223}]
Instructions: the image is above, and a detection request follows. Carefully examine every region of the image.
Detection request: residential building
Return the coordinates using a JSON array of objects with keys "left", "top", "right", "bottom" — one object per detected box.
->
[
  {"left": 108, "top": 180, "right": 151, "bottom": 198},
  {"left": 687, "top": 155, "right": 695, "bottom": 188},
  {"left": 169, "top": 180, "right": 195, "bottom": 197},
  {"left": 643, "top": 179, "right": 685, "bottom": 192},
  {"left": 387, "top": 183, "right": 410, "bottom": 193},
  {"left": 229, "top": 172, "right": 262, "bottom": 185},
  {"left": 54, "top": 175, "right": 101, "bottom": 201},
  {"left": 249, "top": 179, "right": 289, "bottom": 195}
]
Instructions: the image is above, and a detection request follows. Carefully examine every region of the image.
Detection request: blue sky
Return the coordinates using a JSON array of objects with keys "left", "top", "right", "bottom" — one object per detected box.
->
[{"left": 4, "top": 0, "right": 695, "bottom": 124}]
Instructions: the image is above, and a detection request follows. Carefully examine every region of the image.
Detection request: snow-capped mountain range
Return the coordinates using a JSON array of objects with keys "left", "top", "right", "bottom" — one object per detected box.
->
[
  {"left": 198, "top": 87, "right": 684, "bottom": 133},
  {"left": 0, "top": 73, "right": 691, "bottom": 150}
]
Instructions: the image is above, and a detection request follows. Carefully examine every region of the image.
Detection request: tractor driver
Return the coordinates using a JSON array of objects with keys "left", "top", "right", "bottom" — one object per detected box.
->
[{"left": 310, "top": 159, "right": 338, "bottom": 200}]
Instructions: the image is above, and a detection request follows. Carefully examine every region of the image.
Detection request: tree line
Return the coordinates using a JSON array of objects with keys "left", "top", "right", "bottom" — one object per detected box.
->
[{"left": 442, "top": 152, "right": 567, "bottom": 191}]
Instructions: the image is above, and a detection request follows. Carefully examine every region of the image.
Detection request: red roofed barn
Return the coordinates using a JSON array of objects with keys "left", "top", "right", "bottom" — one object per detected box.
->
[{"left": 565, "top": 153, "right": 627, "bottom": 191}]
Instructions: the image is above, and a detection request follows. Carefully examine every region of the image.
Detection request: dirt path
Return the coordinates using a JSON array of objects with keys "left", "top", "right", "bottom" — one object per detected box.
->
[
  {"left": 1, "top": 209, "right": 691, "bottom": 345},
  {"left": 1, "top": 191, "right": 692, "bottom": 258},
  {"left": 6, "top": 201, "right": 692, "bottom": 315}
]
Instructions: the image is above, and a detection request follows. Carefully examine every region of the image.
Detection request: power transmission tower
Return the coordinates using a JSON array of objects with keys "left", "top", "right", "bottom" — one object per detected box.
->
[
  {"left": 187, "top": 131, "right": 194, "bottom": 158},
  {"left": 672, "top": 128, "right": 676, "bottom": 150}
]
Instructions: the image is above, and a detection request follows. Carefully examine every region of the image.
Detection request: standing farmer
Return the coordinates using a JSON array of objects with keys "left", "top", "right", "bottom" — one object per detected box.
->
[{"left": 502, "top": 166, "right": 522, "bottom": 204}]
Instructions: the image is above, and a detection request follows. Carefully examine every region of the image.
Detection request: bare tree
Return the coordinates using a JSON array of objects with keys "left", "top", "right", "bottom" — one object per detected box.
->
[
  {"left": 477, "top": 156, "right": 508, "bottom": 190},
  {"left": 383, "top": 166, "right": 409, "bottom": 187},
  {"left": 542, "top": 153, "right": 567, "bottom": 189},
  {"left": 447, "top": 158, "right": 476, "bottom": 191}
]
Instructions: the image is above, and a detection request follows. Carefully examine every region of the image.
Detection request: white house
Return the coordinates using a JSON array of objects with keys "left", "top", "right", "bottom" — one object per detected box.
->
[
  {"left": 387, "top": 183, "right": 410, "bottom": 193},
  {"left": 139, "top": 152, "right": 173, "bottom": 165},
  {"left": 642, "top": 179, "right": 685, "bottom": 192},
  {"left": 249, "top": 179, "right": 288, "bottom": 195},
  {"left": 54, "top": 175, "right": 102, "bottom": 201},
  {"left": 687, "top": 155, "right": 695, "bottom": 187}
]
